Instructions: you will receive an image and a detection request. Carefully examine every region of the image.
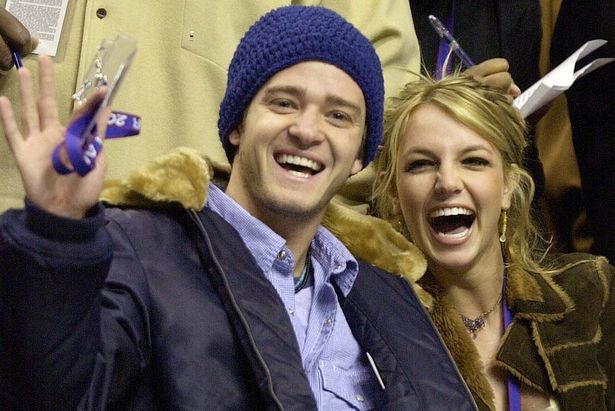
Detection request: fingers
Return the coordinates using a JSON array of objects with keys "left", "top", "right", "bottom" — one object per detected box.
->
[
  {"left": 95, "top": 106, "right": 112, "bottom": 140},
  {"left": 0, "top": 96, "right": 21, "bottom": 153},
  {"left": 0, "top": 9, "right": 36, "bottom": 51},
  {"left": 463, "top": 58, "right": 520, "bottom": 98},
  {"left": 465, "top": 58, "right": 509, "bottom": 77},
  {"left": 482, "top": 72, "right": 514, "bottom": 91},
  {"left": 73, "top": 85, "right": 108, "bottom": 118},
  {"left": 70, "top": 85, "right": 109, "bottom": 146},
  {"left": 37, "top": 54, "right": 59, "bottom": 129},
  {"left": 508, "top": 83, "right": 521, "bottom": 98},
  {"left": 16, "top": 64, "right": 40, "bottom": 137},
  {"left": 0, "top": 39, "right": 11, "bottom": 71}
]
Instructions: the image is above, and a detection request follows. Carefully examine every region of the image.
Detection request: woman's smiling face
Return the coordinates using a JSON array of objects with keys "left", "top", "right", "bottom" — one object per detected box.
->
[{"left": 393, "top": 103, "right": 513, "bottom": 275}]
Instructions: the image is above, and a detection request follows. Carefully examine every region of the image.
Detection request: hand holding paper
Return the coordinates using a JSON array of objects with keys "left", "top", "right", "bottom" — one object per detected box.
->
[{"left": 513, "top": 39, "right": 614, "bottom": 118}]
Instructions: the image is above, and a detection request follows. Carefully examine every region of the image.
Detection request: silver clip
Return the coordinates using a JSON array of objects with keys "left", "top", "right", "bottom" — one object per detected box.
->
[{"left": 366, "top": 352, "right": 386, "bottom": 391}]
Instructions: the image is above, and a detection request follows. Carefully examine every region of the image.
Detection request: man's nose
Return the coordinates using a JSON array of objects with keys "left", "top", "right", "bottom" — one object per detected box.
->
[{"left": 288, "top": 108, "right": 324, "bottom": 147}]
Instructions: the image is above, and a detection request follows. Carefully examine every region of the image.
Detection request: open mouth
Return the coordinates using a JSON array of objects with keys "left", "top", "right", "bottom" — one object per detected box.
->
[
  {"left": 275, "top": 154, "right": 323, "bottom": 179},
  {"left": 429, "top": 207, "right": 475, "bottom": 238}
]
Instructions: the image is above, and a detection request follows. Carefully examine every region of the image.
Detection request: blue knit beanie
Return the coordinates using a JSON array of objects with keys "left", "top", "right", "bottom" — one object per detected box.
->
[{"left": 218, "top": 6, "right": 384, "bottom": 167}]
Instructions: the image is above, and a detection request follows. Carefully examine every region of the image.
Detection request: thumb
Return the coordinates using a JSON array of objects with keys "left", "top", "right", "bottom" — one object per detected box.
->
[{"left": 95, "top": 107, "right": 112, "bottom": 140}]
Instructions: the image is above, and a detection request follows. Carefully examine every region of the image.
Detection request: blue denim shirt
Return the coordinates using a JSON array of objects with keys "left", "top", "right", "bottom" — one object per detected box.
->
[{"left": 207, "top": 184, "right": 381, "bottom": 410}]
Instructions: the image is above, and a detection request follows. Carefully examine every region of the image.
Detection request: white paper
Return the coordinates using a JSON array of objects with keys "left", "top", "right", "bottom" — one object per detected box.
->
[
  {"left": 5, "top": 0, "right": 69, "bottom": 56},
  {"left": 513, "top": 39, "right": 614, "bottom": 118}
]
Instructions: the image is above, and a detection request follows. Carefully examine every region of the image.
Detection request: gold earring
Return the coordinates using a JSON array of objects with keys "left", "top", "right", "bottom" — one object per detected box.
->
[
  {"left": 499, "top": 210, "right": 508, "bottom": 243},
  {"left": 394, "top": 216, "right": 405, "bottom": 233}
]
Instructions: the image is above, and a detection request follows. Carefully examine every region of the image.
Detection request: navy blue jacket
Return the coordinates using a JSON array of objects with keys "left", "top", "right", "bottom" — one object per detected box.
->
[{"left": 0, "top": 202, "right": 477, "bottom": 410}]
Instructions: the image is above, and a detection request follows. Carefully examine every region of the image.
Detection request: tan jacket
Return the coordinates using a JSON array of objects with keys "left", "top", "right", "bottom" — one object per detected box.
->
[{"left": 0, "top": 0, "right": 420, "bottom": 211}]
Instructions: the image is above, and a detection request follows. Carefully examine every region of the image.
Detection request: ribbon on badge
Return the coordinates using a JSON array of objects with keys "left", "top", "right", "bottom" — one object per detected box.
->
[
  {"left": 51, "top": 33, "right": 138, "bottom": 176},
  {"left": 52, "top": 106, "right": 141, "bottom": 176}
]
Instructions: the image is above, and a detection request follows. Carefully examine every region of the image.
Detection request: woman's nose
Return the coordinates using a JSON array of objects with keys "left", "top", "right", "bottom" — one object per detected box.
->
[{"left": 434, "top": 164, "right": 463, "bottom": 197}]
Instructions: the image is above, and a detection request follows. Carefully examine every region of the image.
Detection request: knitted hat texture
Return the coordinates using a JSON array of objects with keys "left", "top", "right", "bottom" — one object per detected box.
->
[{"left": 218, "top": 6, "right": 384, "bottom": 167}]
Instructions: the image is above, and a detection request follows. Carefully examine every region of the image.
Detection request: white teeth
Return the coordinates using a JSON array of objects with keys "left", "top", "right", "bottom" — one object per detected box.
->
[
  {"left": 289, "top": 170, "right": 310, "bottom": 179},
  {"left": 429, "top": 207, "right": 473, "bottom": 218},
  {"left": 437, "top": 228, "right": 470, "bottom": 239},
  {"left": 275, "top": 154, "right": 322, "bottom": 172}
]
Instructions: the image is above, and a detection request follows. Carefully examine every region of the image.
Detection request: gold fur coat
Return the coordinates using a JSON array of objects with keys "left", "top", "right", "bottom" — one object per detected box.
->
[{"left": 101, "top": 148, "right": 615, "bottom": 411}]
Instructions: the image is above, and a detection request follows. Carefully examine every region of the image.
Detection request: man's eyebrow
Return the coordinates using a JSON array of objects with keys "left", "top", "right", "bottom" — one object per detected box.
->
[
  {"left": 325, "top": 95, "right": 363, "bottom": 118},
  {"left": 261, "top": 85, "right": 305, "bottom": 100},
  {"left": 261, "top": 85, "right": 363, "bottom": 116}
]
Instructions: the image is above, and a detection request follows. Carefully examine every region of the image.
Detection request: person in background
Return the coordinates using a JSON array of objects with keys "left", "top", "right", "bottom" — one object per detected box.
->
[
  {"left": 0, "top": 1, "right": 420, "bottom": 213},
  {"left": 550, "top": 0, "right": 615, "bottom": 264},
  {"left": 360, "top": 74, "right": 613, "bottom": 410},
  {"left": 411, "top": 0, "right": 541, "bottom": 91},
  {"left": 0, "top": 1, "right": 523, "bottom": 215},
  {"left": 0, "top": 6, "right": 477, "bottom": 409}
]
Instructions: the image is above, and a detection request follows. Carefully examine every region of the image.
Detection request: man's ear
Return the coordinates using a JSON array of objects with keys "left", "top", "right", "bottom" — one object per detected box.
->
[
  {"left": 229, "top": 128, "right": 241, "bottom": 147},
  {"left": 349, "top": 158, "right": 363, "bottom": 176}
]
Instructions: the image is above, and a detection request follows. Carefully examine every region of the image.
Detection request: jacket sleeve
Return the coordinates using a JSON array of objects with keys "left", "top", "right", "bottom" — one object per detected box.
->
[
  {"left": 0, "top": 202, "right": 150, "bottom": 409},
  {"left": 322, "top": 0, "right": 420, "bottom": 97}
]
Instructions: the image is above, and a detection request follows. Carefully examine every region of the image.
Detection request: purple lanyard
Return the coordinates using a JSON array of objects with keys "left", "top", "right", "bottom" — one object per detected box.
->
[
  {"left": 502, "top": 272, "right": 522, "bottom": 411},
  {"left": 52, "top": 104, "right": 141, "bottom": 176},
  {"left": 435, "top": 2, "right": 456, "bottom": 78}
]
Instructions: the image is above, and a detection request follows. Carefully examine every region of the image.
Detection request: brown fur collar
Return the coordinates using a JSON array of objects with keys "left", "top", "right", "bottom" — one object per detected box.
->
[
  {"left": 101, "top": 147, "right": 215, "bottom": 210},
  {"left": 425, "top": 260, "right": 605, "bottom": 410}
]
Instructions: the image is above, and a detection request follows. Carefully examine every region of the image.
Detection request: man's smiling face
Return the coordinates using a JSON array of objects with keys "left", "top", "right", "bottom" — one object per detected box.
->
[{"left": 225, "top": 61, "right": 365, "bottom": 225}]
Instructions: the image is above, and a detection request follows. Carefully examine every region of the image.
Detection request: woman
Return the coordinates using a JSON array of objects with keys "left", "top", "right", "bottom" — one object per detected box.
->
[{"left": 370, "top": 75, "right": 615, "bottom": 410}]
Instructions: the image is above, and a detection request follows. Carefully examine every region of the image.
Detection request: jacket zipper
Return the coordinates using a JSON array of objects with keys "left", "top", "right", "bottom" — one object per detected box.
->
[
  {"left": 188, "top": 209, "right": 285, "bottom": 410},
  {"left": 400, "top": 276, "right": 480, "bottom": 411}
]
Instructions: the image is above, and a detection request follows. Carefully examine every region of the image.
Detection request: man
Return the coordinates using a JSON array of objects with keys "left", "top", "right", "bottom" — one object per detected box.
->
[
  {"left": 0, "top": 6, "right": 476, "bottom": 410},
  {"left": 0, "top": 1, "right": 420, "bottom": 212},
  {"left": 551, "top": 0, "right": 615, "bottom": 263}
]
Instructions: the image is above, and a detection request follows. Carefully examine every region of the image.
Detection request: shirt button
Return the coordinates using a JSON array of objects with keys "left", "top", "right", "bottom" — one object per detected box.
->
[
  {"left": 324, "top": 318, "right": 333, "bottom": 325},
  {"left": 277, "top": 250, "right": 287, "bottom": 260},
  {"left": 95, "top": 8, "right": 107, "bottom": 19},
  {"left": 288, "top": 309, "right": 295, "bottom": 316},
  {"left": 335, "top": 264, "right": 343, "bottom": 271},
  {"left": 356, "top": 394, "right": 365, "bottom": 402}
]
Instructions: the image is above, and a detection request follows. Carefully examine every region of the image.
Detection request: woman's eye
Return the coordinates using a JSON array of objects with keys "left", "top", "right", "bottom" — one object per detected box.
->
[
  {"left": 405, "top": 159, "right": 434, "bottom": 172},
  {"left": 463, "top": 157, "right": 490, "bottom": 168}
]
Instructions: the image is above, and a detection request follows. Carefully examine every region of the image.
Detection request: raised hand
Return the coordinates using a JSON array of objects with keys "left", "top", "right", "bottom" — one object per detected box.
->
[
  {"left": 0, "top": 55, "right": 109, "bottom": 219},
  {"left": 464, "top": 58, "right": 521, "bottom": 99}
]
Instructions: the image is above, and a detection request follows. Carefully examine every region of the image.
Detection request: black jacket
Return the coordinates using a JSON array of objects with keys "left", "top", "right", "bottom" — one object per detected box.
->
[{"left": 1, "top": 200, "right": 477, "bottom": 410}]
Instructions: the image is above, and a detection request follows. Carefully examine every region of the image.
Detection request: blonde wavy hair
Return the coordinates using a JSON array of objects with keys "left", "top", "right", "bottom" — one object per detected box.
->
[{"left": 372, "top": 74, "right": 552, "bottom": 274}]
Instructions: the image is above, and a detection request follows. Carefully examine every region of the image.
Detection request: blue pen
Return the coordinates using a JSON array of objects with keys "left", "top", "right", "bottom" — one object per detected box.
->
[
  {"left": 11, "top": 49, "right": 23, "bottom": 69},
  {"left": 428, "top": 14, "right": 475, "bottom": 68}
]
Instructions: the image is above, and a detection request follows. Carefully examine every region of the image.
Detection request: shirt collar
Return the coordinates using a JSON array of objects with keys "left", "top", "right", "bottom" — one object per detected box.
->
[
  {"left": 206, "top": 184, "right": 358, "bottom": 293},
  {"left": 207, "top": 184, "right": 286, "bottom": 276}
]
